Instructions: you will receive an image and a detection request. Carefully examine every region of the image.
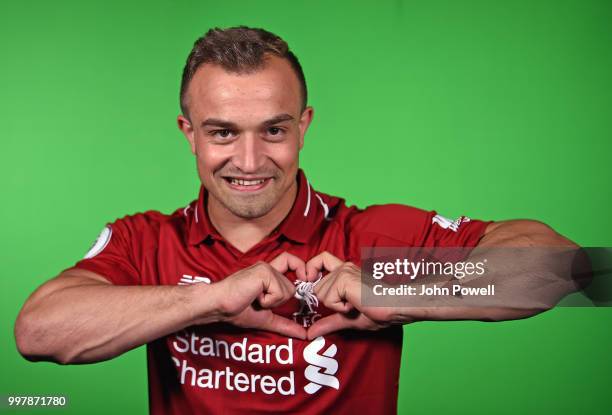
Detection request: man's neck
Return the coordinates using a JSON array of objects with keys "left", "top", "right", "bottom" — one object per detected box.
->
[{"left": 207, "top": 181, "right": 298, "bottom": 253}]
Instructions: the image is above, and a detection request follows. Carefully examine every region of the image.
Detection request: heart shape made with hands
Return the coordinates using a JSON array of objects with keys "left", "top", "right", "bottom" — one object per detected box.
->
[{"left": 261, "top": 251, "right": 391, "bottom": 340}]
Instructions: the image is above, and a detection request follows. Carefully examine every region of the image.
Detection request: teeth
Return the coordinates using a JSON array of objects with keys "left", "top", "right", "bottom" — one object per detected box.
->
[{"left": 230, "top": 178, "right": 266, "bottom": 186}]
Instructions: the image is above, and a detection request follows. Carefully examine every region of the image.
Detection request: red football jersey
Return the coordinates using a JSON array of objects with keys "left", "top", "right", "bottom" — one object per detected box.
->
[{"left": 69, "top": 169, "right": 491, "bottom": 414}]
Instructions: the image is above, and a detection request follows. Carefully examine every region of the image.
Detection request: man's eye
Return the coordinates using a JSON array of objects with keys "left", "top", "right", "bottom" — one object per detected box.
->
[
  {"left": 212, "top": 129, "right": 233, "bottom": 138},
  {"left": 268, "top": 127, "right": 282, "bottom": 136}
]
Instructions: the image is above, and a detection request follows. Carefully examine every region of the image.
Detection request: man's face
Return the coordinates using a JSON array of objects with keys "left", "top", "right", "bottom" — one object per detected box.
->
[{"left": 178, "top": 55, "right": 313, "bottom": 219}]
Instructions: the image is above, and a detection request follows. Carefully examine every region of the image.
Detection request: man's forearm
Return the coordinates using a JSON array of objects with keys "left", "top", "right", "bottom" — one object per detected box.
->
[
  {"left": 14, "top": 269, "right": 218, "bottom": 364},
  {"left": 410, "top": 220, "right": 582, "bottom": 322},
  {"left": 477, "top": 219, "right": 577, "bottom": 248}
]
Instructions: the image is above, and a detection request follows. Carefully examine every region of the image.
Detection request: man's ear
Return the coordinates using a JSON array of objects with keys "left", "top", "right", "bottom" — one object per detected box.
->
[
  {"left": 177, "top": 114, "right": 196, "bottom": 155},
  {"left": 298, "top": 106, "right": 314, "bottom": 150}
]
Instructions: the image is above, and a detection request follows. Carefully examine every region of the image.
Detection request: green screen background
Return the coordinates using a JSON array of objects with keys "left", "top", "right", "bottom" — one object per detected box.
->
[{"left": 1, "top": 0, "right": 610, "bottom": 413}]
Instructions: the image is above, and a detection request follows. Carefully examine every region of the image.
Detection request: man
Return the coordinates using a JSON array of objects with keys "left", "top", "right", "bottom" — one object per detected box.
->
[{"left": 14, "top": 26, "right": 579, "bottom": 414}]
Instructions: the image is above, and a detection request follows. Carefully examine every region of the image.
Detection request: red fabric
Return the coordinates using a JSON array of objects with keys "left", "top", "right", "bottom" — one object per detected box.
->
[{"left": 69, "top": 169, "right": 492, "bottom": 414}]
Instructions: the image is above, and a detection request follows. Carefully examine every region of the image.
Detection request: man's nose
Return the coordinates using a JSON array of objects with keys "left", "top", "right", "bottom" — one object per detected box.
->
[{"left": 232, "top": 133, "right": 266, "bottom": 173}]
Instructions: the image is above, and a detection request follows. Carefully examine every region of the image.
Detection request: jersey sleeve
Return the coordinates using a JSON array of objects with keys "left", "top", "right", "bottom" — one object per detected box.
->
[
  {"left": 66, "top": 215, "right": 147, "bottom": 285},
  {"left": 415, "top": 210, "right": 493, "bottom": 248},
  {"left": 346, "top": 204, "right": 494, "bottom": 260}
]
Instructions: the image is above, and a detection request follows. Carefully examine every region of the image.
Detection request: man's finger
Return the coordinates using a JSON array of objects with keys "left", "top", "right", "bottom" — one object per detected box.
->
[
  {"left": 257, "top": 290, "right": 286, "bottom": 308},
  {"left": 306, "top": 312, "right": 370, "bottom": 339},
  {"left": 258, "top": 271, "right": 298, "bottom": 308},
  {"left": 256, "top": 310, "right": 307, "bottom": 339},
  {"left": 269, "top": 252, "right": 307, "bottom": 280},
  {"left": 306, "top": 251, "right": 344, "bottom": 281},
  {"left": 324, "top": 299, "right": 354, "bottom": 314},
  {"left": 257, "top": 280, "right": 293, "bottom": 308},
  {"left": 314, "top": 282, "right": 355, "bottom": 313},
  {"left": 314, "top": 267, "right": 362, "bottom": 312}
]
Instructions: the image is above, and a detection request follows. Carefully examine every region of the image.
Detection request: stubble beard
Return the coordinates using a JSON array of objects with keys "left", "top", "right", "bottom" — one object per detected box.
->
[
  {"left": 207, "top": 172, "right": 284, "bottom": 219},
  {"left": 221, "top": 191, "right": 280, "bottom": 219}
]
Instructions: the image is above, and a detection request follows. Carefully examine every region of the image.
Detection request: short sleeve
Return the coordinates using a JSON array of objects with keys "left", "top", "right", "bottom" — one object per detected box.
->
[
  {"left": 346, "top": 204, "right": 493, "bottom": 260},
  {"left": 66, "top": 216, "right": 142, "bottom": 285},
  {"left": 416, "top": 211, "right": 493, "bottom": 248}
]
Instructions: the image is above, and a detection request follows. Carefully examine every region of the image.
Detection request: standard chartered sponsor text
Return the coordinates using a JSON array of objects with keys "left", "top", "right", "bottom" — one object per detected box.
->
[{"left": 171, "top": 331, "right": 295, "bottom": 395}]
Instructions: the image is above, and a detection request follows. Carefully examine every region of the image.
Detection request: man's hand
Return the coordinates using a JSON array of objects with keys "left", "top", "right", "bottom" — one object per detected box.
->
[
  {"left": 306, "top": 252, "right": 403, "bottom": 340},
  {"left": 211, "top": 252, "right": 308, "bottom": 339}
]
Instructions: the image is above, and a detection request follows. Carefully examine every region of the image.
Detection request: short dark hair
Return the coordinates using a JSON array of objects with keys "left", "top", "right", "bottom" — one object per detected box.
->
[{"left": 180, "top": 26, "right": 307, "bottom": 118}]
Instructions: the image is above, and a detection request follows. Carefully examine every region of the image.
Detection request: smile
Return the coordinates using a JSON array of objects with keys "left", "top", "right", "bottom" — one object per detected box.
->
[{"left": 223, "top": 177, "right": 273, "bottom": 192}]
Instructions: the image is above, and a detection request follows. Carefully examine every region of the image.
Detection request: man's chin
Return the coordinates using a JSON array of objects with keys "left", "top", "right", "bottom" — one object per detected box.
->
[
  {"left": 218, "top": 192, "right": 277, "bottom": 219},
  {"left": 225, "top": 203, "right": 275, "bottom": 219}
]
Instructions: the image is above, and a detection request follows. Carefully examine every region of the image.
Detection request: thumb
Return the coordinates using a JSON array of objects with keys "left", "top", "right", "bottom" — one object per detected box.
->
[
  {"left": 256, "top": 310, "right": 307, "bottom": 339},
  {"left": 307, "top": 313, "right": 353, "bottom": 339}
]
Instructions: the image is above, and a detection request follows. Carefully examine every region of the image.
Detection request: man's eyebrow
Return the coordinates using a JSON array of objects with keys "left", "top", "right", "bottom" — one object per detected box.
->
[
  {"left": 261, "top": 113, "right": 294, "bottom": 126},
  {"left": 200, "top": 114, "right": 294, "bottom": 129},
  {"left": 200, "top": 118, "right": 237, "bottom": 129}
]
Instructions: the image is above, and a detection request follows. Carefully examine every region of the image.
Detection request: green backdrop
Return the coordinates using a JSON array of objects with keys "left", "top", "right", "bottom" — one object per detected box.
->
[{"left": 1, "top": 0, "right": 610, "bottom": 414}]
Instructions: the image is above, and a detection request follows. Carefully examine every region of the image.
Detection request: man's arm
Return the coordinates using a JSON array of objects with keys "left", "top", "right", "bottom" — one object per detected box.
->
[
  {"left": 305, "top": 220, "right": 583, "bottom": 339},
  {"left": 478, "top": 219, "right": 577, "bottom": 248},
  {"left": 416, "top": 219, "right": 581, "bottom": 321},
  {"left": 14, "top": 253, "right": 306, "bottom": 364},
  {"left": 15, "top": 269, "right": 215, "bottom": 364}
]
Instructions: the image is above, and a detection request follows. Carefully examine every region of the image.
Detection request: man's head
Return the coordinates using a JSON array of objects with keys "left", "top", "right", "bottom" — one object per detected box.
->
[{"left": 177, "top": 26, "right": 313, "bottom": 220}]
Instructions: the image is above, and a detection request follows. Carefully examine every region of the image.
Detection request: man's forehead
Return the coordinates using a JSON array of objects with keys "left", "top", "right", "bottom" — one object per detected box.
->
[{"left": 187, "top": 56, "right": 302, "bottom": 120}]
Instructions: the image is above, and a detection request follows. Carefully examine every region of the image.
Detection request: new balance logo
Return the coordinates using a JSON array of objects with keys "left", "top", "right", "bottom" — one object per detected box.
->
[
  {"left": 178, "top": 274, "right": 211, "bottom": 285},
  {"left": 303, "top": 336, "right": 340, "bottom": 394},
  {"left": 432, "top": 214, "right": 470, "bottom": 232}
]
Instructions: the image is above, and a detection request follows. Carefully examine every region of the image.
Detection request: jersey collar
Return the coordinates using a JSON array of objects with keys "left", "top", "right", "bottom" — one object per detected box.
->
[{"left": 188, "top": 169, "right": 329, "bottom": 246}]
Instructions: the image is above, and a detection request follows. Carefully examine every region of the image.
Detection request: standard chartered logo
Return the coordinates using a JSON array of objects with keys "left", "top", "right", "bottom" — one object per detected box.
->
[
  {"left": 171, "top": 331, "right": 340, "bottom": 396},
  {"left": 303, "top": 336, "right": 340, "bottom": 394}
]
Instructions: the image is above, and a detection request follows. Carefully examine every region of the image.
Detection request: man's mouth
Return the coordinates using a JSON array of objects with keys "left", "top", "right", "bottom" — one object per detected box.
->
[{"left": 222, "top": 176, "right": 273, "bottom": 192}]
